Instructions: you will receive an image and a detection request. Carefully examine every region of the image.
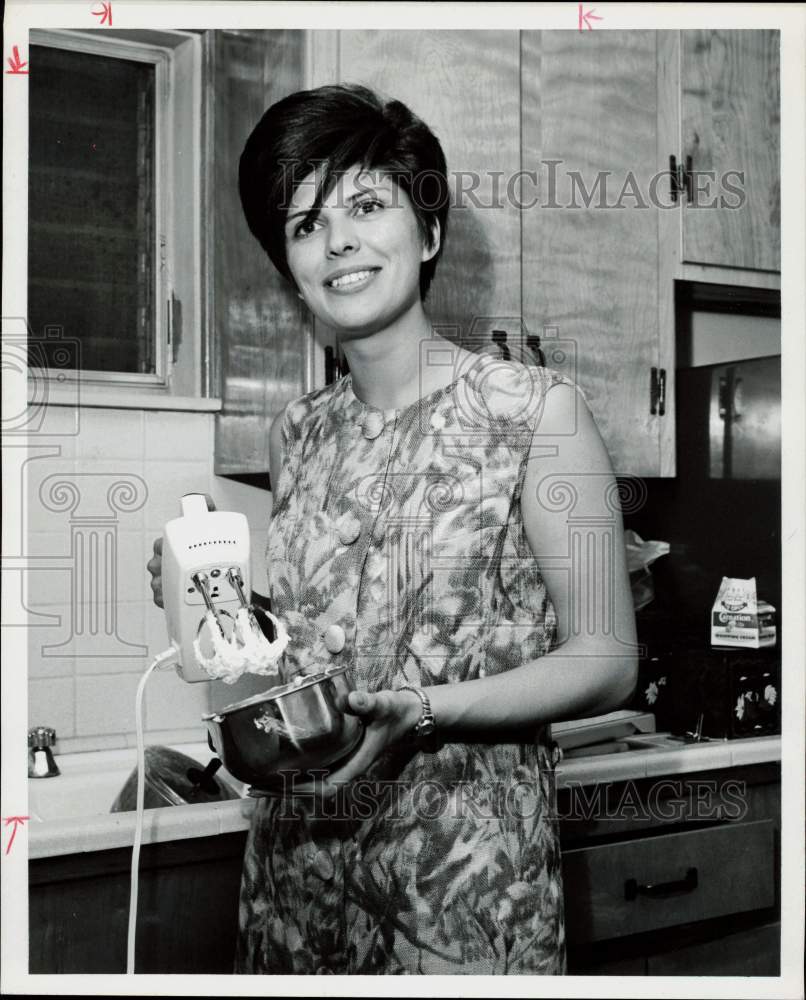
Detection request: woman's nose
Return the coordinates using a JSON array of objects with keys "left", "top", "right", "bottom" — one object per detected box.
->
[{"left": 325, "top": 217, "right": 360, "bottom": 257}]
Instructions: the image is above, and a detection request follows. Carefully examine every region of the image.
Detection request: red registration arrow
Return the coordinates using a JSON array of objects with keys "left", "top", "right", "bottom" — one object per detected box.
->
[
  {"left": 92, "top": 2, "right": 113, "bottom": 25},
  {"left": 3, "top": 816, "right": 30, "bottom": 854},
  {"left": 578, "top": 3, "right": 603, "bottom": 31},
  {"left": 6, "top": 46, "right": 29, "bottom": 74}
]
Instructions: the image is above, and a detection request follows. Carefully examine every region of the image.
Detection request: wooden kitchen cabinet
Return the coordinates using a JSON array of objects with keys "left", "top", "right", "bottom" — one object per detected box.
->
[
  {"left": 679, "top": 30, "right": 780, "bottom": 273},
  {"left": 208, "top": 30, "right": 313, "bottom": 481},
  {"left": 558, "top": 761, "right": 781, "bottom": 975},
  {"left": 522, "top": 29, "right": 780, "bottom": 478},
  {"left": 29, "top": 831, "right": 248, "bottom": 973},
  {"left": 521, "top": 30, "right": 668, "bottom": 477}
]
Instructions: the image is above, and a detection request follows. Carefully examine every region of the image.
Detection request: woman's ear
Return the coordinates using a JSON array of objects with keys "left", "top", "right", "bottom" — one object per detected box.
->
[{"left": 421, "top": 218, "right": 441, "bottom": 263}]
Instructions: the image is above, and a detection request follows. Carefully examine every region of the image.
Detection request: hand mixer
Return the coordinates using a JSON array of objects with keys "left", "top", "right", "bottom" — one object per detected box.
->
[
  {"left": 161, "top": 492, "right": 288, "bottom": 683},
  {"left": 127, "top": 492, "right": 287, "bottom": 974}
]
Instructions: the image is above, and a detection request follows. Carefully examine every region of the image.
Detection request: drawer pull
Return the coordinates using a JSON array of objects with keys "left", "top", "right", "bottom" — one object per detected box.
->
[{"left": 624, "top": 866, "right": 698, "bottom": 901}]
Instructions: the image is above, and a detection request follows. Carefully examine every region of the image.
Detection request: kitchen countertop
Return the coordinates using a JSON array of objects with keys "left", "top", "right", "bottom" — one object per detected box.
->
[
  {"left": 555, "top": 733, "right": 781, "bottom": 789},
  {"left": 29, "top": 735, "right": 781, "bottom": 860}
]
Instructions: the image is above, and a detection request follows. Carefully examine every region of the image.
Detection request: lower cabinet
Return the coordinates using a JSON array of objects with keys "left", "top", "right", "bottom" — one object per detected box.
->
[
  {"left": 559, "top": 762, "right": 781, "bottom": 975},
  {"left": 30, "top": 762, "right": 780, "bottom": 976},
  {"left": 29, "top": 832, "right": 248, "bottom": 974}
]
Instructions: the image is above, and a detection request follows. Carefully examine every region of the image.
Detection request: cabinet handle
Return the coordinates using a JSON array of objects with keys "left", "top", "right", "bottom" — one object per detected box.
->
[
  {"left": 491, "top": 329, "right": 510, "bottom": 361},
  {"left": 526, "top": 334, "right": 546, "bottom": 367},
  {"left": 669, "top": 155, "right": 693, "bottom": 203},
  {"left": 166, "top": 293, "right": 182, "bottom": 366},
  {"left": 684, "top": 155, "right": 694, "bottom": 202},
  {"left": 625, "top": 866, "right": 698, "bottom": 901},
  {"left": 669, "top": 155, "right": 681, "bottom": 203},
  {"left": 669, "top": 156, "right": 690, "bottom": 205},
  {"left": 650, "top": 368, "right": 666, "bottom": 416}
]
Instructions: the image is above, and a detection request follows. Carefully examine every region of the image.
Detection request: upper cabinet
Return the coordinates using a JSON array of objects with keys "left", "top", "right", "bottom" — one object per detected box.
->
[
  {"left": 521, "top": 30, "right": 665, "bottom": 477},
  {"left": 679, "top": 30, "right": 780, "bottom": 272},
  {"left": 212, "top": 29, "right": 780, "bottom": 482},
  {"left": 210, "top": 30, "right": 312, "bottom": 482}
]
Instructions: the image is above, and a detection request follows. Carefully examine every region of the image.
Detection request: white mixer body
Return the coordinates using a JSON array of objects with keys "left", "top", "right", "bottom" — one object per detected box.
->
[{"left": 162, "top": 493, "right": 251, "bottom": 682}]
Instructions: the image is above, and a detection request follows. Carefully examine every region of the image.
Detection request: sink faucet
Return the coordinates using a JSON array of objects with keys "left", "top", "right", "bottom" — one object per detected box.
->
[{"left": 28, "top": 726, "right": 60, "bottom": 778}]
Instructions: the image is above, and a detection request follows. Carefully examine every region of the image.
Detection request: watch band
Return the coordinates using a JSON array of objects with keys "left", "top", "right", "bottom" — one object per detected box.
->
[{"left": 399, "top": 684, "right": 440, "bottom": 749}]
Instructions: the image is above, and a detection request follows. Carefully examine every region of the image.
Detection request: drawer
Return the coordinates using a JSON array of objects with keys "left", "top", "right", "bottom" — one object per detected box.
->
[{"left": 562, "top": 819, "right": 775, "bottom": 945}]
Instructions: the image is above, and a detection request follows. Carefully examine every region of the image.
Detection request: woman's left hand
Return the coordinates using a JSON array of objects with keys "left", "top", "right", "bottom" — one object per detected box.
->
[{"left": 290, "top": 688, "right": 422, "bottom": 800}]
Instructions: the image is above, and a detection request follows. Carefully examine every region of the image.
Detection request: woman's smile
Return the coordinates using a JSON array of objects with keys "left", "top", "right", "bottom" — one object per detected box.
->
[{"left": 324, "top": 265, "right": 382, "bottom": 292}]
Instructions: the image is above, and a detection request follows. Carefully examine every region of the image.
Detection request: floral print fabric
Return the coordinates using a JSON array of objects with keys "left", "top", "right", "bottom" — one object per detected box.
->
[{"left": 235, "top": 353, "right": 570, "bottom": 974}]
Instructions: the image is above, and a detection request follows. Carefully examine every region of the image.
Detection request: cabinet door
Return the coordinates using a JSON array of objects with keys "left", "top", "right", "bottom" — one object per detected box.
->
[
  {"left": 680, "top": 30, "right": 780, "bottom": 272},
  {"left": 325, "top": 30, "right": 522, "bottom": 354},
  {"left": 522, "top": 31, "right": 667, "bottom": 476},
  {"left": 212, "top": 30, "right": 311, "bottom": 479}
]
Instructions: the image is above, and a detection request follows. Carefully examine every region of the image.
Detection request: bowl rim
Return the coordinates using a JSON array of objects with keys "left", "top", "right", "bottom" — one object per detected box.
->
[{"left": 201, "top": 664, "right": 353, "bottom": 719}]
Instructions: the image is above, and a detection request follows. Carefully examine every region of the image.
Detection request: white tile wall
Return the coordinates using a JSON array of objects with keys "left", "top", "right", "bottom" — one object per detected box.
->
[
  {"left": 143, "top": 409, "right": 213, "bottom": 461},
  {"left": 23, "top": 404, "right": 277, "bottom": 753},
  {"left": 143, "top": 461, "right": 213, "bottom": 532},
  {"left": 143, "top": 669, "right": 212, "bottom": 731},
  {"left": 29, "top": 677, "right": 76, "bottom": 739},
  {"left": 75, "top": 408, "right": 144, "bottom": 460},
  {"left": 27, "top": 616, "right": 75, "bottom": 679},
  {"left": 25, "top": 401, "right": 80, "bottom": 450},
  {"left": 75, "top": 673, "right": 144, "bottom": 736}
]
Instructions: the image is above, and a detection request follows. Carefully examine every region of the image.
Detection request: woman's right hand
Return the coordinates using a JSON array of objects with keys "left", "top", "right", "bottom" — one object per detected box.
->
[{"left": 147, "top": 537, "right": 164, "bottom": 608}]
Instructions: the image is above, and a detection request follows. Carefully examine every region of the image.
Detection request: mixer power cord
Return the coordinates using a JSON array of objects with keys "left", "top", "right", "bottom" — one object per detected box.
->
[{"left": 126, "top": 647, "right": 178, "bottom": 975}]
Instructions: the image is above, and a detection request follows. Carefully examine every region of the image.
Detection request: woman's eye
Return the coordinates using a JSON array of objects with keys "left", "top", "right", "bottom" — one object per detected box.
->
[
  {"left": 292, "top": 216, "right": 319, "bottom": 239},
  {"left": 354, "top": 198, "right": 384, "bottom": 216}
]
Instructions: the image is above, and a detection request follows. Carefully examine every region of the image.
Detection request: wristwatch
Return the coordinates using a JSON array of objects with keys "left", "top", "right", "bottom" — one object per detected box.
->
[{"left": 399, "top": 685, "right": 442, "bottom": 751}]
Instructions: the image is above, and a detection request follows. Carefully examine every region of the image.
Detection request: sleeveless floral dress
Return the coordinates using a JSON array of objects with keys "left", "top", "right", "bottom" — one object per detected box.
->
[{"left": 235, "top": 353, "right": 570, "bottom": 975}]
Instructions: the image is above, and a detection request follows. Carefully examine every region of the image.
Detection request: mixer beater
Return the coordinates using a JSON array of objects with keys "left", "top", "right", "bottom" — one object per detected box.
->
[{"left": 192, "top": 567, "right": 289, "bottom": 683}]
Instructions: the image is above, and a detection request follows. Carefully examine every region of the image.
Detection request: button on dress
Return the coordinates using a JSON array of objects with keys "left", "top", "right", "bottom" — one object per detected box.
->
[{"left": 235, "top": 354, "right": 574, "bottom": 975}]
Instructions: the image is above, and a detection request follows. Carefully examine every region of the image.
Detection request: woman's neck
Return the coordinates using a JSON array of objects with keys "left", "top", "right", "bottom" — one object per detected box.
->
[{"left": 339, "top": 304, "right": 454, "bottom": 411}]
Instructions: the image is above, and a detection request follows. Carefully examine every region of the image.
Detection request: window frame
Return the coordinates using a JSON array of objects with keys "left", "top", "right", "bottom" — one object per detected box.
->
[{"left": 27, "top": 28, "right": 209, "bottom": 407}]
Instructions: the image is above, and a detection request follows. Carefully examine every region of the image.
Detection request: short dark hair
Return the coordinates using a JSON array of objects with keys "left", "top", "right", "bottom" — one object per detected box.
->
[{"left": 238, "top": 84, "right": 450, "bottom": 300}]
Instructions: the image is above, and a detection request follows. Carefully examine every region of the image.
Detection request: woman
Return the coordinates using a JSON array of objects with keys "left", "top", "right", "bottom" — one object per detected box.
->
[{"left": 150, "top": 84, "right": 637, "bottom": 974}]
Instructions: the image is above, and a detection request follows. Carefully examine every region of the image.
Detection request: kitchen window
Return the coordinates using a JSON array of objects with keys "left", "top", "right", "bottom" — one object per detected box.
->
[{"left": 27, "top": 29, "right": 212, "bottom": 408}]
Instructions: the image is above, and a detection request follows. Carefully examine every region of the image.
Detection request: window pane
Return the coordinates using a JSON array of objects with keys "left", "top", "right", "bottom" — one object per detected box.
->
[{"left": 28, "top": 45, "right": 156, "bottom": 375}]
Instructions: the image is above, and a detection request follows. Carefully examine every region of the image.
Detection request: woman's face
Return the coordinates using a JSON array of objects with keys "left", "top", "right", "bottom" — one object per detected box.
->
[{"left": 283, "top": 163, "right": 439, "bottom": 338}]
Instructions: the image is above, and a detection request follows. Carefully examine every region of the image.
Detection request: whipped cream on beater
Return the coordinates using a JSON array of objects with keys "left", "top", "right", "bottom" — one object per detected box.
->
[{"left": 192, "top": 607, "right": 289, "bottom": 684}]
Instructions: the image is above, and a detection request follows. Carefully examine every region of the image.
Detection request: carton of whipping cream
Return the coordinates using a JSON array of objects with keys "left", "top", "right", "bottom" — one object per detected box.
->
[{"left": 711, "top": 576, "right": 776, "bottom": 649}]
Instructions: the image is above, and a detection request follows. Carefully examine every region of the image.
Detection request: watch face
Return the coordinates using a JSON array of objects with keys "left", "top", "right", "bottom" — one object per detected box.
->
[{"left": 418, "top": 720, "right": 436, "bottom": 737}]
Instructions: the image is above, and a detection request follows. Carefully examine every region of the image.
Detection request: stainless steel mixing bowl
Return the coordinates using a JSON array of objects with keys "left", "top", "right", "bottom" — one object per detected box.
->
[{"left": 202, "top": 664, "right": 363, "bottom": 790}]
